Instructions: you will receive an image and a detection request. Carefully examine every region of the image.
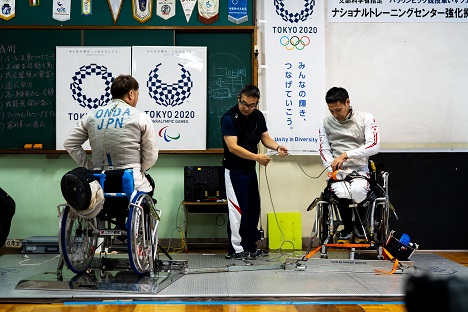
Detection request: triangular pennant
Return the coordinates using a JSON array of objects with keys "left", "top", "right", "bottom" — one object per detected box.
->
[
  {"left": 180, "top": 0, "right": 196, "bottom": 23},
  {"left": 228, "top": 0, "right": 247, "bottom": 25},
  {"left": 52, "top": 0, "right": 71, "bottom": 22},
  {"left": 82, "top": 0, "right": 92, "bottom": 15},
  {"left": 156, "top": 0, "right": 176, "bottom": 20},
  {"left": 133, "top": 0, "right": 153, "bottom": 23},
  {"left": 107, "top": 0, "right": 123, "bottom": 24},
  {"left": 198, "top": 0, "right": 218, "bottom": 24},
  {"left": 0, "top": 0, "right": 15, "bottom": 21}
]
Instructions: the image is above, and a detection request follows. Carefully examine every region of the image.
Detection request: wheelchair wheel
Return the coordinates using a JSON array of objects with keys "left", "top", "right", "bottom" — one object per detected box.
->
[
  {"left": 372, "top": 201, "right": 391, "bottom": 243},
  {"left": 127, "top": 192, "right": 157, "bottom": 275},
  {"left": 318, "top": 202, "right": 330, "bottom": 245},
  {"left": 59, "top": 205, "right": 97, "bottom": 274}
]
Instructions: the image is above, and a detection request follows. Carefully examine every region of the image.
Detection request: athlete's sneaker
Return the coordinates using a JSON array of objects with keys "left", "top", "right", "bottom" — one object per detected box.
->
[
  {"left": 249, "top": 247, "right": 268, "bottom": 258},
  {"left": 225, "top": 251, "right": 253, "bottom": 260},
  {"left": 354, "top": 227, "right": 368, "bottom": 243},
  {"left": 336, "top": 230, "right": 353, "bottom": 244}
]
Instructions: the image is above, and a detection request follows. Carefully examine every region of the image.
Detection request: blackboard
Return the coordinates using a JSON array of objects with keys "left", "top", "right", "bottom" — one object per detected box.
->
[
  {"left": 176, "top": 32, "right": 252, "bottom": 148},
  {"left": 0, "top": 29, "right": 81, "bottom": 150},
  {"left": 0, "top": 29, "right": 252, "bottom": 150}
]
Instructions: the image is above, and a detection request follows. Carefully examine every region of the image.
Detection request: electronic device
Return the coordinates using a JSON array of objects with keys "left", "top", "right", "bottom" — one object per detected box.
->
[{"left": 184, "top": 166, "right": 226, "bottom": 202}]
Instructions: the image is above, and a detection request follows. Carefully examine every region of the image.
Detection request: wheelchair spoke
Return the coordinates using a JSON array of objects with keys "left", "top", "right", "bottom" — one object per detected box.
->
[
  {"left": 59, "top": 206, "right": 96, "bottom": 273},
  {"left": 128, "top": 193, "right": 157, "bottom": 275}
]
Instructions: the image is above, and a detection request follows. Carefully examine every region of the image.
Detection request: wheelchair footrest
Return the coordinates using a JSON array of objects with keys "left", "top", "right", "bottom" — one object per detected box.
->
[
  {"left": 90, "top": 257, "right": 133, "bottom": 271},
  {"left": 158, "top": 259, "right": 188, "bottom": 273}
]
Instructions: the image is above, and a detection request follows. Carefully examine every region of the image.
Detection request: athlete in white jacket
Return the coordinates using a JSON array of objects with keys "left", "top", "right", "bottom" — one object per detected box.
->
[
  {"left": 64, "top": 75, "right": 158, "bottom": 193},
  {"left": 319, "top": 87, "right": 380, "bottom": 242}
]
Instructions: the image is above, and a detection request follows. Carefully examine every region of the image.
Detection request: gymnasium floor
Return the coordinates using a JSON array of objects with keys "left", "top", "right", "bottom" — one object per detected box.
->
[{"left": 1, "top": 248, "right": 467, "bottom": 304}]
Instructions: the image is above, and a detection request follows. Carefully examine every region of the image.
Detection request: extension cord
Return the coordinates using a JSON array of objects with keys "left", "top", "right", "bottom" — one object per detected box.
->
[{"left": 4, "top": 239, "right": 22, "bottom": 248}]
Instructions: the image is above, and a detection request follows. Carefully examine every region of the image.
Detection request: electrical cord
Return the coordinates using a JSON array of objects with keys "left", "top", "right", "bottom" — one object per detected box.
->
[{"left": 262, "top": 153, "right": 329, "bottom": 258}]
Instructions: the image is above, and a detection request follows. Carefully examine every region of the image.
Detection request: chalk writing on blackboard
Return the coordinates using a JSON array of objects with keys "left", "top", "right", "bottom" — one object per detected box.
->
[
  {"left": 0, "top": 45, "right": 55, "bottom": 137},
  {"left": 207, "top": 52, "right": 247, "bottom": 143}
]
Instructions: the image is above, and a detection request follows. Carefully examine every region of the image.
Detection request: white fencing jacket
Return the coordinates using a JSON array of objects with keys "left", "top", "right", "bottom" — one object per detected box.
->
[
  {"left": 319, "top": 108, "right": 380, "bottom": 175},
  {"left": 64, "top": 99, "right": 158, "bottom": 192}
]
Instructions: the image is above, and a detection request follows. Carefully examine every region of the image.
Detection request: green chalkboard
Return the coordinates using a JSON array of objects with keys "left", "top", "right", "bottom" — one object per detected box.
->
[
  {"left": 0, "top": 29, "right": 80, "bottom": 150},
  {"left": 176, "top": 32, "right": 252, "bottom": 149}
]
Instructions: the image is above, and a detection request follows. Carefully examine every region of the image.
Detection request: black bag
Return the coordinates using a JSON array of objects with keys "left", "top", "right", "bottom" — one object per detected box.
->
[
  {"left": 60, "top": 167, "right": 96, "bottom": 211},
  {"left": 0, "top": 187, "right": 16, "bottom": 248}
]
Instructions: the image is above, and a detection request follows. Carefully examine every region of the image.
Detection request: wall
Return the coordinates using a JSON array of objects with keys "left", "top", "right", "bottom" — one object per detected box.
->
[{"left": 0, "top": 154, "right": 228, "bottom": 243}]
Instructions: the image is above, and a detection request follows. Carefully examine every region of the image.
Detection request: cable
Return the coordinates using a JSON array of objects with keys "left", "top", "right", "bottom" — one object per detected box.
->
[
  {"left": 262, "top": 153, "right": 329, "bottom": 258},
  {"left": 160, "top": 201, "right": 186, "bottom": 253}
]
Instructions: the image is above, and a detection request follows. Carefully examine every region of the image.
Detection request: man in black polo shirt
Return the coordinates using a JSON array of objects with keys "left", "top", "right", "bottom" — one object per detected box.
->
[{"left": 221, "top": 85, "right": 288, "bottom": 260}]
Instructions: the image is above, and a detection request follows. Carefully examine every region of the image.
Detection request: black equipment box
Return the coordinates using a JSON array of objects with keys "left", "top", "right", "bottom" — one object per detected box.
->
[
  {"left": 22, "top": 236, "right": 59, "bottom": 254},
  {"left": 184, "top": 166, "right": 226, "bottom": 202}
]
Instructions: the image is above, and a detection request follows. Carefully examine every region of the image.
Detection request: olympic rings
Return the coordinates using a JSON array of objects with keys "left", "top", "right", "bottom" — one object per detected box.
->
[{"left": 279, "top": 35, "right": 310, "bottom": 50}]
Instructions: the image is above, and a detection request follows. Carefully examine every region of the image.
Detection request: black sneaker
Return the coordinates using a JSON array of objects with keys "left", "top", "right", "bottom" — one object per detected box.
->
[
  {"left": 225, "top": 251, "right": 246, "bottom": 260},
  {"left": 249, "top": 247, "right": 268, "bottom": 258},
  {"left": 336, "top": 230, "right": 353, "bottom": 244},
  {"left": 354, "top": 227, "right": 367, "bottom": 243},
  {"left": 225, "top": 251, "right": 255, "bottom": 260}
]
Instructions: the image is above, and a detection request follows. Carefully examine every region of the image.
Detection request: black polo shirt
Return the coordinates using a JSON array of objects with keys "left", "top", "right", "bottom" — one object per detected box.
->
[{"left": 221, "top": 105, "right": 267, "bottom": 172}]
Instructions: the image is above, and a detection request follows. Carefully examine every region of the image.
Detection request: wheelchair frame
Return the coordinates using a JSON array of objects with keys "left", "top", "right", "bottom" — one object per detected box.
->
[
  {"left": 57, "top": 170, "right": 161, "bottom": 277},
  {"left": 306, "top": 170, "right": 393, "bottom": 260}
]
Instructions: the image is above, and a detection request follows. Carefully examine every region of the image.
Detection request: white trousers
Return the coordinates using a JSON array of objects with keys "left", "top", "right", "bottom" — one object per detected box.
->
[{"left": 330, "top": 175, "right": 369, "bottom": 204}]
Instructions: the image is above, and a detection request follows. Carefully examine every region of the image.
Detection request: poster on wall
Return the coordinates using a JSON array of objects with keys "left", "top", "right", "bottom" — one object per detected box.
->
[
  {"left": 132, "top": 46, "right": 207, "bottom": 150},
  {"left": 263, "top": 0, "right": 326, "bottom": 155},
  {"left": 55, "top": 46, "right": 131, "bottom": 150}
]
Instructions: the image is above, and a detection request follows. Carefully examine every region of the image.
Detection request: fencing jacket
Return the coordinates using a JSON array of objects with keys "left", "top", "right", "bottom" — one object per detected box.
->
[
  {"left": 319, "top": 108, "right": 379, "bottom": 174},
  {"left": 64, "top": 99, "right": 158, "bottom": 191}
]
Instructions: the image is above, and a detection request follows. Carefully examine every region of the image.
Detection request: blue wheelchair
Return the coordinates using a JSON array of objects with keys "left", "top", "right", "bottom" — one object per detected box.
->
[{"left": 57, "top": 168, "right": 161, "bottom": 276}]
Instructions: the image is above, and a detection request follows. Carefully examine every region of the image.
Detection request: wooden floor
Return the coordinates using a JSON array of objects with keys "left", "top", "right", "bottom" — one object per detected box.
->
[{"left": 0, "top": 251, "right": 466, "bottom": 312}]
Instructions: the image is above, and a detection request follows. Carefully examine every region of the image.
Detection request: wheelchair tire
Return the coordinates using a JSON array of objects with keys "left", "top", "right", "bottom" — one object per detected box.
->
[
  {"left": 127, "top": 192, "right": 157, "bottom": 275},
  {"left": 318, "top": 202, "right": 330, "bottom": 245},
  {"left": 59, "top": 205, "right": 97, "bottom": 274}
]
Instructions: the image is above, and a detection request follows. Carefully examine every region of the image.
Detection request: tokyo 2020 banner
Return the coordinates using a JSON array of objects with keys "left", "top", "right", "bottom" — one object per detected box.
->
[
  {"left": 263, "top": 0, "right": 325, "bottom": 155},
  {"left": 132, "top": 46, "right": 207, "bottom": 150},
  {"left": 55, "top": 47, "right": 132, "bottom": 150}
]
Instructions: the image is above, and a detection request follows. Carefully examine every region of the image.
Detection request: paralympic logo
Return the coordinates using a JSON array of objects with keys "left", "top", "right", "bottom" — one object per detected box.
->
[
  {"left": 280, "top": 35, "right": 310, "bottom": 50},
  {"left": 158, "top": 125, "right": 181, "bottom": 142}
]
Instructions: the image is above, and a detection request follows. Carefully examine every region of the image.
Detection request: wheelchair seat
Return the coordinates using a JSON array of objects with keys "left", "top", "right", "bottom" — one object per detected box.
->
[{"left": 57, "top": 168, "right": 161, "bottom": 277}]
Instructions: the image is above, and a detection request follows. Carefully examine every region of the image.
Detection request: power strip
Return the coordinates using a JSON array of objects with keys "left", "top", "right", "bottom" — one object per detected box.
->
[{"left": 4, "top": 239, "right": 22, "bottom": 248}]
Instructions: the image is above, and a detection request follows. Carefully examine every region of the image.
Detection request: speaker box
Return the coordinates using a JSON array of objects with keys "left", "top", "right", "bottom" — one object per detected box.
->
[{"left": 184, "top": 166, "right": 226, "bottom": 202}]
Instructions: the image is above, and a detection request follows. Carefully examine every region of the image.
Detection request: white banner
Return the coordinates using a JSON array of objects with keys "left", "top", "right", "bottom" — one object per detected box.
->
[
  {"left": 263, "top": 0, "right": 325, "bottom": 155},
  {"left": 132, "top": 46, "right": 207, "bottom": 150},
  {"left": 328, "top": 0, "right": 468, "bottom": 23},
  {"left": 55, "top": 47, "right": 131, "bottom": 150}
]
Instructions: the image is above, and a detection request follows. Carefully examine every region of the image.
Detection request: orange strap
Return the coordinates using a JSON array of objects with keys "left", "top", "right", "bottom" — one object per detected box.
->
[
  {"left": 302, "top": 245, "right": 400, "bottom": 275},
  {"left": 302, "top": 243, "right": 372, "bottom": 260},
  {"left": 303, "top": 246, "right": 321, "bottom": 260},
  {"left": 325, "top": 243, "right": 372, "bottom": 248},
  {"left": 374, "top": 247, "right": 399, "bottom": 275}
]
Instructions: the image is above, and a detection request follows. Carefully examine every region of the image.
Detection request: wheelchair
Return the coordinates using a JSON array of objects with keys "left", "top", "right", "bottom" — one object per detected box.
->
[
  {"left": 57, "top": 169, "right": 161, "bottom": 277},
  {"left": 306, "top": 161, "right": 396, "bottom": 259}
]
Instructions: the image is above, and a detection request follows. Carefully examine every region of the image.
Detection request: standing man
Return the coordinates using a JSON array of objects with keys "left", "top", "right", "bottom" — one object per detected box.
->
[
  {"left": 319, "top": 87, "right": 380, "bottom": 243},
  {"left": 64, "top": 74, "right": 159, "bottom": 195},
  {"left": 221, "top": 85, "right": 288, "bottom": 260}
]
